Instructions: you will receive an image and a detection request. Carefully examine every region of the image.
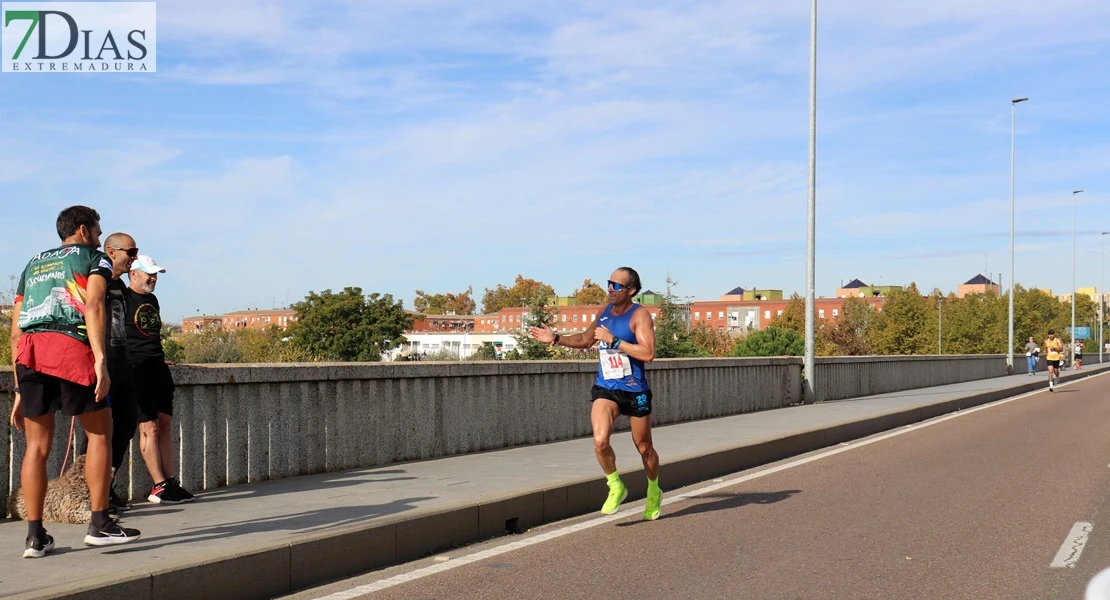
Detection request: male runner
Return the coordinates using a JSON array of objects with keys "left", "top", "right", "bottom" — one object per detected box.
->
[
  {"left": 528, "top": 267, "right": 662, "bottom": 520},
  {"left": 1074, "top": 340, "right": 1084, "bottom": 370},
  {"left": 1044, "top": 329, "right": 1063, "bottom": 391},
  {"left": 9, "top": 206, "right": 140, "bottom": 558}
]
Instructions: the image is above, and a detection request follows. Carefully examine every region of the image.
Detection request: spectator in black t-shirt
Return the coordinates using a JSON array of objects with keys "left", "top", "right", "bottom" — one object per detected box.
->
[
  {"left": 126, "top": 255, "right": 192, "bottom": 504},
  {"left": 100, "top": 233, "right": 141, "bottom": 512}
]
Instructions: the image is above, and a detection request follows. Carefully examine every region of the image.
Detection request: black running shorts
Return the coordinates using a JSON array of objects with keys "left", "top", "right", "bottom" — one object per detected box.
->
[
  {"left": 131, "top": 358, "right": 175, "bottom": 422},
  {"left": 15, "top": 364, "right": 102, "bottom": 418},
  {"left": 591, "top": 385, "right": 652, "bottom": 418},
  {"left": 1047, "top": 359, "right": 1061, "bottom": 369}
]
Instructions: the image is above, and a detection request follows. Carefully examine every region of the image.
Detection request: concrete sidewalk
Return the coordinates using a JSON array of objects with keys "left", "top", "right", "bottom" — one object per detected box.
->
[{"left": 2, "top": 365, "right": 1105, "bottom": 600}]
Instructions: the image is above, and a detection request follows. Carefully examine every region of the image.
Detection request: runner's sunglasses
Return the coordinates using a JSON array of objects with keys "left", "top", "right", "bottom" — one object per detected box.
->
[
  {"left": 108, "top": 246, "right": 140, "bottom": 258},
  {"left": 607, "top": 280, "right": 625, "bottom": 291}
]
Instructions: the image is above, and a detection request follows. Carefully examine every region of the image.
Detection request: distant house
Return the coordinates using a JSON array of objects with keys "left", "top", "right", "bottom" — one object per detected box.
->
[
  {"left": 181, "top": 315, "right": 222, "bottom": 333},
  {"left": 720, "top": 286, "right": 746, "bottom": 301},
  {"left": 957, "top": 274, "right": 1000, "bottom": 298},
  {"left": 837, "top": 279, "right": 869, "bottom": 298}
]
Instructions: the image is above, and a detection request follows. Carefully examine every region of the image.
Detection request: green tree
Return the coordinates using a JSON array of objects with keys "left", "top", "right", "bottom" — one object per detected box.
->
[
  {"left": 287, "top": 287, "right": 412, "bottom": 362},
  {"left": 869, "top": 282, "right": 933, "bottom": 355},
  {"left": 731, "top": 327, "right": 804, "bottom": 357},
  {"left": 654, "top": 276, "right": 701, "bottom": 358},
  {"left": 1013, "top": 286, "right": 1065, "bottom": 348},
  {"left": 573, "top": 279, "right": 607, "bottom": 306},
  {"left": 510, "top": 293, "right": 559, "bottom": 360},
  {"left": 690, "top": 323, "right": 734, "bottom": 357},
  {"left": 822, "top": 296, "right": 875, "bottom": 356},
  {"left": 939, "top": 289, "right": 1007, "bottom": 354},
  {"left": 238, "top": 327, "right": 313, "bottom": 362},
  {"left": 178, "top": 329, "right": 244, "bottom": 363},
  {"left": 413, "top": 286, "right": 476, "bottom": 315},
  {"left": 481, "top": 276, "right": 555, "bottom": 314},
  {"left": 472, "top": 342, "right": 500, "bottom": 360},
  {"left": 0, "top": 275, "right": 16, "bottom": 367},
  {"left": 768, "top": 293, "right": 805, "bottom": 334},
  {"left": 163, "top": 337, "right": 185, "bottom": 363}
]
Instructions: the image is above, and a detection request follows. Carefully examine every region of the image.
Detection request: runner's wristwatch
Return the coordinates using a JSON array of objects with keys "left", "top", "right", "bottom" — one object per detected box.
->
[{"left": 611, "top": 337, "right": 621, "bottom": 349}]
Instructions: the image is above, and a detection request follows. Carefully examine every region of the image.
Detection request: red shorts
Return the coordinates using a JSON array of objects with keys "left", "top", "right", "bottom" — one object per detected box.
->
[{"left": 16, "top": 331, "right": 96, "bottom": 386}]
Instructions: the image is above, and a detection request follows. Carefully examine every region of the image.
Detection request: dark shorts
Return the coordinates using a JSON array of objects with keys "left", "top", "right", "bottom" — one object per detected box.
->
[
  {"left": 1075, "top": 354, "right": 1083, "bottom": 359},
  {"left": 591, "top": 385, "right": 652, "bottom": 418},
  {"left": 107, "top": 360, "right": 137, "bottom": 407},
  {"left": 1048, "top": 359, "right": 1062, "bottom": 369},
  {"left": 108, "top": 361, "right": 138, "bottom": 421},
  {"left": 15, "top": 364, "right": 103, "bottom": 418},
  {"left": 131, "top": 359, "right": 174, "bottom": 422}
]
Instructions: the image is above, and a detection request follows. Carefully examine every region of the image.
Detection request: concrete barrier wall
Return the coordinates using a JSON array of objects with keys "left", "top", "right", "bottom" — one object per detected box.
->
[
  {"left": 1, "top": 358, "right": 801, "bottom": 516},
  {"left": 813, "top": 353, "right": 1105, "bottom": 403},
  {"left": 814, "top": 355, "right": 1003, "bottom": 403},
  {"left": 4, "top": 352, "right": 1102, "bottom": 516}
]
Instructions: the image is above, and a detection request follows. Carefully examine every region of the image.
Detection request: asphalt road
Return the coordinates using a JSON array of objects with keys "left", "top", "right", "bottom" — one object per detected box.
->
[{"left": 287, "top": 371, "right": 1110, "bottom": 600}]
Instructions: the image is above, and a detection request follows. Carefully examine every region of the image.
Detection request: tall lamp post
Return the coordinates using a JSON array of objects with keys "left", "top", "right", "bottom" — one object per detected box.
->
[
  {"left": 1102, "top": 231, "right": 1109, "bottom": 365},
  {"left": 1008, "top": 97, "right": 1027, "bottom": 374},
  {"left": 1072, "top": 189, "right": 1083, "bottom": 367},
  {"left": 804, "top": 0, "right": 818, "bottom": 402},
  {"left": 937, "top": 295, "right": 943, "bottom": 354}
]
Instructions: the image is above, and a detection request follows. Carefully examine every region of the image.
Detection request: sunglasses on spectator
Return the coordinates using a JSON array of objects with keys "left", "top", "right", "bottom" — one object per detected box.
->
[
  {"left": 607, "top": 280, "right": 626, "bottom": 291},
  {"left": 109, "top": 247, "right": 140, "bottom": 257}
]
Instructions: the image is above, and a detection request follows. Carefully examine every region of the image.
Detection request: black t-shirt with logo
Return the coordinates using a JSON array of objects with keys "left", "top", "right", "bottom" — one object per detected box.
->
[
  {"left": 106, "top": 278, "right": 130, "bottom": 366},
  {"left": 124, "top": 288, "right": 165, "bottom": 361}
]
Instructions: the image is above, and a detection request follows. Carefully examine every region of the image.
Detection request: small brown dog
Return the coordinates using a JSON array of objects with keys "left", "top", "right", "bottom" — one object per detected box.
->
[{"left": 7, "top": 454, "right": 92, "bottom": 524}]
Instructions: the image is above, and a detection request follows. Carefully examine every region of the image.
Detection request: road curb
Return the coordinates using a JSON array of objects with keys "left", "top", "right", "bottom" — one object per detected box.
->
[{"left": 11, "top": 369, "right": 1101, "bottom": 600}]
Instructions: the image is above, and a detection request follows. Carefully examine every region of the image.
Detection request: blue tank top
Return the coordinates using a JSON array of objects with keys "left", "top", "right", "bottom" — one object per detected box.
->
[{"left": 594, "top": 304, "right": 649, "bottom": 392}]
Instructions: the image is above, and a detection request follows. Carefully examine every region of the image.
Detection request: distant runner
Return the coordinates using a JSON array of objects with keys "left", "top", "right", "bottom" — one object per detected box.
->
[{"left": 1044, "top": 330, "right": 1063, "bottom": 391}]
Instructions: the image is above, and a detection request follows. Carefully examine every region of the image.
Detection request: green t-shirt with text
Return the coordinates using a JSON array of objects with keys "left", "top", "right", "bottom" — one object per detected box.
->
[{"left": 15, "top": 244, "right": 113, "bottom": 344}]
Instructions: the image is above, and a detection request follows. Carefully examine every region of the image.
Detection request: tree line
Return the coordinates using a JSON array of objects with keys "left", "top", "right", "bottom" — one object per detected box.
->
[
  {"left": 415, "top": 276, "right": 607, "bottom": 315},
  {"left": 3, "top": 274, "right": 1100, "bottom": 365}
]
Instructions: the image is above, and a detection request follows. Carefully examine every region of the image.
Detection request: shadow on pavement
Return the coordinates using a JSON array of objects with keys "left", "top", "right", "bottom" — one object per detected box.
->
[
  {"left": 190, "top": 469, "right": 417, "bottom": 504},
  {"left": 652, "top": 489, "right": 801, "bottom": 522},
  {"left": 102, "top": 496, "right": 435, "bottom": 554}
]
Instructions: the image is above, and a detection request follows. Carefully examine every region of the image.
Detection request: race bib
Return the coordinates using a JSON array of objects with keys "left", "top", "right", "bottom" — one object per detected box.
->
[{"left": 600, "top": 348, "right": 632, "bottom": 380}]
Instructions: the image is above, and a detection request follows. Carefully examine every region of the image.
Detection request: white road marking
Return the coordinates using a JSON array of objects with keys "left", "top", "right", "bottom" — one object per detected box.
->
[
  {"left": 1051, "top": 521, "right": 1094, "bottom": 568},
  {"left": 311, "top": 372, "right": 1105, "bottom": 599}
]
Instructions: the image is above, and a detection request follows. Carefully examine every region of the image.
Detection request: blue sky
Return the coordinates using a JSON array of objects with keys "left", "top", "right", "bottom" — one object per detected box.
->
[{"left": 1, "top": 0, "right": 1109, "bottom": 323}]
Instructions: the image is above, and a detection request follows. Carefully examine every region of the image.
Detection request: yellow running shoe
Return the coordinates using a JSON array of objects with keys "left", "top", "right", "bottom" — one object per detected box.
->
[
  {"left": 601, "top": 479, "right": 628, "bottom": 514},
  {"left": 644, "top": 481, "right": 662, "bottom": 521}
]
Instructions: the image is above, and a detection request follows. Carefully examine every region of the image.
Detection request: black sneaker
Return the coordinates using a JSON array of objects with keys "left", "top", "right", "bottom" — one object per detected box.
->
[
  {"left": 84, "top": 521, "right": 140, "bottom": 547},
  {"left": 169, "top": 477, "right": 195, "bottom": 502},
  {"left": 148, "top": 480, "right": 186, "bottom": 504},
  {"left": 109, "top": 488, "right": 132, "bottom": 512},
  {"left": 23, "top": 532, "right": 55, "bottom": 558}
]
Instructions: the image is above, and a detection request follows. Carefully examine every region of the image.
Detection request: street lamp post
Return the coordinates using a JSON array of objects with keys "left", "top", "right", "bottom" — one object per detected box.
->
[
  {"left": 804, "top": 0, "right": 818, "bottom": 402},
  {"left": 1008, "top": 97, "right": 1027, "bottom": 374},
  {"left": 1102, "top": 231, "right": 1110, "bottom": 365},
  {"left": 1072, "top": 189, "right": 1083, "bottom": 368},
  {"left": 938, "top": 295, "right": 943, "bottom": 354}
]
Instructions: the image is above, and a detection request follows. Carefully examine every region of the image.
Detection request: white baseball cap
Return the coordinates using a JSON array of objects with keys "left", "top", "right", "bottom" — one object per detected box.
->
[{"left": 131, "top": 255, "right": 167, "bottom": 274}]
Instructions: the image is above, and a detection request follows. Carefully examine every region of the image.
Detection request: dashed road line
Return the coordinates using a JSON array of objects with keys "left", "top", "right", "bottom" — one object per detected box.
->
[{"left": 1051, "top": 521, "right": 1093, "bottom": 568}]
